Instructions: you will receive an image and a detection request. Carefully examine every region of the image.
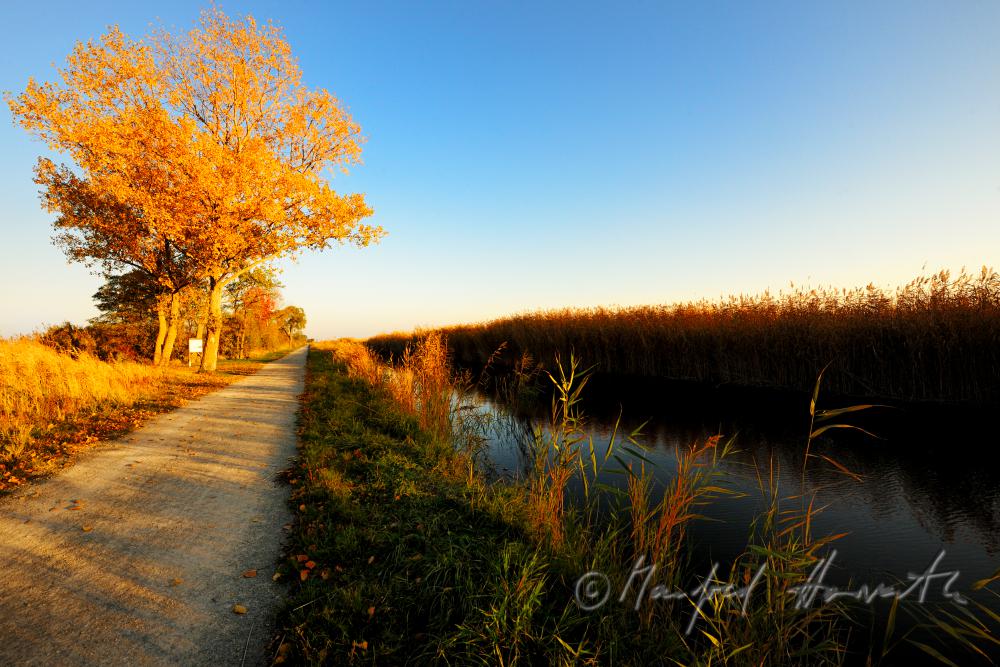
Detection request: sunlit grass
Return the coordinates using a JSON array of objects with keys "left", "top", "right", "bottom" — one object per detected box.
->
[
  {"left": 0, "top": 337, "right": 281, "bottom": 490},
  {"left": 0, "top": 338, "right": 162, "bottom": 460},
  {"left": 320, "top": 335, "right": 461, "bottom": 455}
]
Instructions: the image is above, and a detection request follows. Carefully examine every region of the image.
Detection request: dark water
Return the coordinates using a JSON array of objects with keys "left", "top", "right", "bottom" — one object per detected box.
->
[{"left": 468, "top": 375, "right": 1000, "bottom": 661}]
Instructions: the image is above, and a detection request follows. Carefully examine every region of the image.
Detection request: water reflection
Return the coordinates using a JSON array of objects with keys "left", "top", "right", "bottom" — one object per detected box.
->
[{"left": 468, "top": 383, "right": 1000, "bottom": 611}]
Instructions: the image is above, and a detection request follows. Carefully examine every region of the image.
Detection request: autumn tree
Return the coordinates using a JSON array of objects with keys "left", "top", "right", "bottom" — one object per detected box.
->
[
  {"left": 276, "top": 306, "right": 306, "bottom": 344},
  {"left": 89, "top": 270, "right": 158, "bottom": 358},
  {"left": 225, "top": 268, "right": 281, "bottom": 358},
  {"left": 26, "top": 164, "right": 198, "bottom": 365},
  {"left": 6, "top": 8, "right": 381, "bottom": 371},
  {"left": 92, "top": 270, "right": 160, "bottom": 326},
  {"left": 91, "top": 270, "right": 206, "bottom": 362}
]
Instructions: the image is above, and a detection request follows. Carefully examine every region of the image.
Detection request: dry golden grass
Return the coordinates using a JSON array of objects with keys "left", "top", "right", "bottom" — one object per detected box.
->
[
  {"left": 0, "top": 337, "right": 258, "bottom": 490},
  {"left": 1, "top": 338, "right": 163, "bottom": 459},
  {"left": 320, "top": 335, "right": 457, "bottom": 446},
  {"left": 368, "top": 267, "right": 1000, "bottom": 403}
]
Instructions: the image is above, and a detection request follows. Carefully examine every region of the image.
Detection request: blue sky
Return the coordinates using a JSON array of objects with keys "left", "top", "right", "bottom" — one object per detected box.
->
[{"left": 2, "top": 1, "right": 998, "bottom": 339}]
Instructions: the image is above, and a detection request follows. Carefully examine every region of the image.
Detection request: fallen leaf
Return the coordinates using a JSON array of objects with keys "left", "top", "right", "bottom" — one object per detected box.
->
[
  {"left": 232, "top": 604, "right": 247, "bottom": 615},
  {"left": 242, "top": 569, "right": 257, "bottom": 578},
  {"left": 367, "top": 556, "right": 375, "bottom": 565},
  {"left": 272, "top": 572, "right": 282, "bottom": 581},
  {"left": 81, "top": 525, "right": 93, "bottom": 532}
]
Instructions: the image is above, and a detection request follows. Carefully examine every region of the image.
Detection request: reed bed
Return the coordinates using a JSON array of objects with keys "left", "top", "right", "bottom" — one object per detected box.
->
[
  {"left": 367, "top": 268, "right": 1000, "bottom": 404},
  {"left": 0, "top": 337, "right": 164, "bottom": 465}
]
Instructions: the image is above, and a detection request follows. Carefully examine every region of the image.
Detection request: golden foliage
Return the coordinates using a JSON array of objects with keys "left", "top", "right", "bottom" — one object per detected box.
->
[
  {"left": 6, "top": 8, "right": 382, "bottom": 369},
  {"left": 6, "top": 8, "right": 381, "bottom": 267},
  {"left": 1, "top": 339, "right": 161, "bottom": 451}
]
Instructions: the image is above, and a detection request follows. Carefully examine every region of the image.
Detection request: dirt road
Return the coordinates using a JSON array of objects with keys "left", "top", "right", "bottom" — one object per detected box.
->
[{"left": 0, "top": 346, "right": 307, "bottom": 666}]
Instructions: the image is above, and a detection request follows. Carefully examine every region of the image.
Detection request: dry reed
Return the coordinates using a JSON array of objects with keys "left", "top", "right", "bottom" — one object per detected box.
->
[
  {"left": 322, "top": 334, "right": 458, "bottom": 447},
  {"left": 368, "top": 268, "right": 1000, "bottom": 404}
]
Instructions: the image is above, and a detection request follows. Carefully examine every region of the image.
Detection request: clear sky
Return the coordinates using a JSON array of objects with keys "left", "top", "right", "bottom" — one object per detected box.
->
[{"left": 2, "top": 1, "right": 998, "bottom": 339}]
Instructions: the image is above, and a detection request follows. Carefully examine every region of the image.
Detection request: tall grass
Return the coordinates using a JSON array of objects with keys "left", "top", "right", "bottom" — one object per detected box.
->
[
  {"left": 0, "top": 337, "right": 163, "bottom": 464},
  {"left": 368, "top": 267, "right": 1000, "bottom": 404},
  {"left": 321, "top": 334, "right": 461, "bottom": 451},
  {"left": 316, "top": 333, "right": 998, "bottom": 664}
]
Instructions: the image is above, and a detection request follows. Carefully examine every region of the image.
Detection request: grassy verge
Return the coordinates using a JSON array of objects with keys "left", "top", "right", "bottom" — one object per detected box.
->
[
  {"left": 274, "top": 345, "right": 544, "bottom": 663},
  {"left": 274, "top": 340, "right": 997, "bottom": 665},
  {"left": 0, "top": 339, "right": 287, "bottom": 492}
]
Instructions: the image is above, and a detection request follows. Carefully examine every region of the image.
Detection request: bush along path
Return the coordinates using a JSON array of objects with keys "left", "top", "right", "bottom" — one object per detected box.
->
[{"left": 0, "top": 346, "right": 307, "bottom": 666}]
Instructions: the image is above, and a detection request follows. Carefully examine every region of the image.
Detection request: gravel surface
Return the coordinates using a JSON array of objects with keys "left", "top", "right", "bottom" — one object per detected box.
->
[{"left": 0, "top": 346, "right": 307, "bottom": 666}]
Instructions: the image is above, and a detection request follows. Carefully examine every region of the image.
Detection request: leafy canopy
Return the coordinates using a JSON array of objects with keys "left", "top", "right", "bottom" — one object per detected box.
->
[{"left": 6, "top": 7, "right": 381, "bottom": 285}]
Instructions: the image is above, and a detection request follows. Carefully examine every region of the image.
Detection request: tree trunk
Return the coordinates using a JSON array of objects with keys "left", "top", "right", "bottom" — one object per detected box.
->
[
  {"left": 199, "top": 278, "right": 224, "bottom": 372},
  {"left": 192, "top": 306, "right": 207, "bottom": 367},
  {"left": 238, "top": 312, "right": 247, "bottom": 359},
  {"left": 159, "top": 292, "right": 181, "bottom": 366},
  {"left": 153, "top": 298, "right": 168, "bottom": 365}
]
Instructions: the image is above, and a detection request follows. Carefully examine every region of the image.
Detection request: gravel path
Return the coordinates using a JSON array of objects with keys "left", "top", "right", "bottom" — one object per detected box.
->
[{"left": 0, "top": 346, "right": 307, "bottom": 666}]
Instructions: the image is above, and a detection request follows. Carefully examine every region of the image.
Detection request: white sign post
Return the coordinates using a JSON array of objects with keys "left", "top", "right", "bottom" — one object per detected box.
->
[{"left": 188, "top": 338, "right": 203, "bottom": 367}]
